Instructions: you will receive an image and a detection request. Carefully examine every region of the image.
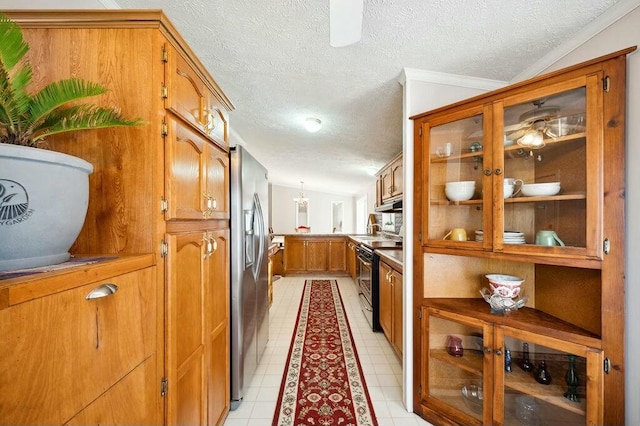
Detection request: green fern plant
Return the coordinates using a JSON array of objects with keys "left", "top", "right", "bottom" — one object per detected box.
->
[{"left": 0, "top": 12, "right": 142, "bottom": 148}]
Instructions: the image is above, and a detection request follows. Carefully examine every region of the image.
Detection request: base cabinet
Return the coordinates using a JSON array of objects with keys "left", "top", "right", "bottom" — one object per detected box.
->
[
  {"left": 166, "top": 229, "right": 229, "bottom": 425},
  {"left": 283, "top": 236, "right": 348, "bottom": 275},
  {"left": 421, "top": 300, "right": 603, "bottom": 426},
  {"left": 0, "top": 258, "right": 159, "bottom": 425},
  {"left": 379, "top": 261, "right": 403, "bottom": 357}
]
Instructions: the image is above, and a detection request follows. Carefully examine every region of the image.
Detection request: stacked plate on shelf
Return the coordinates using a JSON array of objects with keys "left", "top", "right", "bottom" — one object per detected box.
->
[{"left": 475, "top": 230, "right": 525, "bottom": 244}]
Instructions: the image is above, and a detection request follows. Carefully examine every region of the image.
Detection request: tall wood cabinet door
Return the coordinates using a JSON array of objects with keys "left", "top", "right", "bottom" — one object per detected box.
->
[
  {"left": 205, "top": 144, "right": 230, "bottom": 219},
  {"left": 166, "top": 232, "right": 207, "bottom": 426},
  {"left": 328, "top": 239, "right": 347, "bottom": 272},
  {"left": 205, "top": 229, "right": 230, "bottom": 425},
  {"left": 306, "top": 240, "right": 328, "bottom": 272},
  {"left": 165, "top": 117, "right": 207, "bottom": 220},
  {"left": 392, "top": 270, "right": 403, "bottom": 355},
  {"left": 379, "top": 262, "right": 393, "bottom": 340},
  {"left": 165, "top": 45, "right": 208, "bottom": 132},
  {"left": 285, "top": 239, "right": 306, "bottom": 273}
]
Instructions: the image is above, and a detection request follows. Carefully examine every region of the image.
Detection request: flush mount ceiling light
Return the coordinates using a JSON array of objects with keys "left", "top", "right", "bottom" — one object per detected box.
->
[
  {"left": 304, "top": 117, "right": 322, "bottom": 133},
  {"left": 329, "top": 0, "right": 364, "bottom": 47}
]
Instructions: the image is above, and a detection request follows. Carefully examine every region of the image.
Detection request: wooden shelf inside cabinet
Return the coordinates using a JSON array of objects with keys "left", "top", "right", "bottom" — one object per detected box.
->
[
  {"left": 429, "top": 132, "right": 587, "bottom": 163},
  {"left": 430, "top": 348, "right": 483, "bottom": 377},
  {"left": 424, "top": 298, "right": 601, "bottom": 349},
  {"left": 430, "top": 192, "right": 586, "bottom": 206},
  {"left": 504, "top": 366, "right": 586, "bottom": 416}
]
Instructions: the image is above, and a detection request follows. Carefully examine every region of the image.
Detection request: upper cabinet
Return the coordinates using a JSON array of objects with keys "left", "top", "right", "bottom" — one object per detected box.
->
[
  {"left": 377, "top": 152, "right": 403, "bottom": 205},
  {"left": 416, "top": 54, "right": 629, "bottom": 268},
  {"left": 164, "top": 44, "right": 229, "bottom": 149}
]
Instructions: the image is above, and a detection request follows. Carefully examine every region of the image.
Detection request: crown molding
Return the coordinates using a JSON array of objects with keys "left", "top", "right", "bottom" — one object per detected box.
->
[
  {"left": 399, "top": 67, "right": 506, "bottom": 91},
  {"left": 511, "top": 0, "right": 640, "bottom": 82}
]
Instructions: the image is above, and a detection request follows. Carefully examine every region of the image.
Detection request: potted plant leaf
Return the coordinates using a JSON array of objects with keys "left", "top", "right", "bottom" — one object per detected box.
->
[{"left": 0, "top": 12, "right": 142, "bottom": 271}]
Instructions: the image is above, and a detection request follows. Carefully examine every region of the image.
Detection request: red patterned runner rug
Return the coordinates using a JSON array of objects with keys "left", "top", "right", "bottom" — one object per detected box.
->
[{"left": 272, "top": 279, "right": 378, "bottom": 426}]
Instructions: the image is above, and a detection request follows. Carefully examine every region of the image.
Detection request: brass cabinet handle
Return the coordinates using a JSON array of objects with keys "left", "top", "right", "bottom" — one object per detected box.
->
[{"left": 86, "top": 283, "right": 119, "bottom": 300}]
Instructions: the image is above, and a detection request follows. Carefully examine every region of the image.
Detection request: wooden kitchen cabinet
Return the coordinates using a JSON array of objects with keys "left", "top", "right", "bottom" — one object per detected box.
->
[
  {"left": 379, "top": 261, "right": 403, "bottom": 358},
  {"left": 421, "top": 299, "right": 603, "bottom": 426},
  {"left": 8, "top": 11, "right": 234, "bottom": 425},
  {"left": 347, "top": 239, "right": 359, "bottom": 280},
  {"left": 283, "top": 236, "right": 348, "bottom": 275},
  {"left": 165, "top": 116, "right": 230, "bottom": 221},
  {"left": 0, "top": 257, "right": 158, "bottom": 425},
  {"left": 411, "top": 48, "right": 633, "bottom": 425},
  {"left": 328, "top": 238, "right": 348, "bottom": 272},
  {"left": 377, "top": 152, "right": 403, "bottom": 204}
]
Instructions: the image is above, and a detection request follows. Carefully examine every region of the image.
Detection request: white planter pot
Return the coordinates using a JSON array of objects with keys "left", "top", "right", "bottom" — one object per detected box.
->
[{"left": 0, "top": 144, "right": 93, "bottom": 271}]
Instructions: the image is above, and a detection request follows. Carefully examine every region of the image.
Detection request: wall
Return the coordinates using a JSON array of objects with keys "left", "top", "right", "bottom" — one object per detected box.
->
[
  {"left": 532, "top": 7, "right": 640, "bottom": 425},
  {"left": 270, "top": 184, "right": 357, "bottom": 234}
]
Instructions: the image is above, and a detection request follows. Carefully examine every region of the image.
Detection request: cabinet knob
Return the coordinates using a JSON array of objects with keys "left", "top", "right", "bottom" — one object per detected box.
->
[
  {"left": 494, "top": 168, "right": 502, "bottom": 175},
  {"left": 495, "top": 349, "right": 503, "bottom": 356},
  {"left": 483, "top": 169, "right": 492, "bottom": 176},
  {"left": 484, "top": 347, "right": 492, "bottom": 354}
]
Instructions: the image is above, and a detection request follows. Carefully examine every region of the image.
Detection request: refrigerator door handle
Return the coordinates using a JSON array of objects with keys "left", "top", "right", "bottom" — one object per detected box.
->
[{"left": 252, "top": 192, "right": 265, "bottom": 282}]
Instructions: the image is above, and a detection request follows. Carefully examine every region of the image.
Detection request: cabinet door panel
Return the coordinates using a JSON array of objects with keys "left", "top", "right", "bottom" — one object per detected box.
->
[
  {"left": 166, "top": 232, "right": 207, "bottom": 425},
  {"left": 203, "top": 91, "right": 229, "bottom": 148},
  {"left": 206, "top": 230, "right": 230, "bottom": 423},
  {"left": 306, "top": 240, "right": 328, "bottom": 271},
  {"left": 328, "top": 239, "right": 347, "bottom": 272},
  {"left": 284, "top": 239, "right": 306, "bottom": 273},
  {"left": 65, "top": 355, "right": 160, "bottom": 425},
  {"left": 205, "top": 145, "right": 230, "bottom": 219},
  {"left": 379, "top": 262, "right": 393, "bottom": 340},
  {"left": 166, "top": 47, "right": 207, "bottom": 131},
  {"left": 392, "top": 270, "right": 403, "bottom": 355},
  {"left": 166, "top": 117, "right": 207, "bottom": 220},
  {"left": 0, "top": 267, "right": 156, "bottom": 425}
]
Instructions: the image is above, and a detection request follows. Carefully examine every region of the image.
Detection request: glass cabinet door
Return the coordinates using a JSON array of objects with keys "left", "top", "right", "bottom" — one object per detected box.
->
[
  {"left": 496, "top": 328, "right": 603, "bottom": 426},
  {"left": 424, "top": 105, "right": 490, "bottom": 248},
  {"left": 496, "top": 76, "right": 601, "bottom": 258},
  {"left": 425, "top": 310, "right": 491, "bottom": 424}
]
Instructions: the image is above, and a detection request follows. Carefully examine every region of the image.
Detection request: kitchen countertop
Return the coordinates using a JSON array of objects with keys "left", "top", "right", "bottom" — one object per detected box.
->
[
  {"left": 376, "top": 249, "right": 403, "bottom": 273},
  {"left": 348, "top": 234, "right": 403, "bottom": 250}
]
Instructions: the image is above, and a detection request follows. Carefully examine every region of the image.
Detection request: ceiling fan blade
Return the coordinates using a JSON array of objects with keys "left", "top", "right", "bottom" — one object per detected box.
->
[{"left": 329, "top": 0, "right": 363, "bottom": 47}]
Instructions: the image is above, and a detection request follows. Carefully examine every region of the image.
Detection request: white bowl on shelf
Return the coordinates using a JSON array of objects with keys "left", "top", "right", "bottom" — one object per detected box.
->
[
  {"left": 445, "top": 181, "right": 476, "bottom": 201},
  {"left": 521, "top": 182, "right": 561, "bottom": 197}
]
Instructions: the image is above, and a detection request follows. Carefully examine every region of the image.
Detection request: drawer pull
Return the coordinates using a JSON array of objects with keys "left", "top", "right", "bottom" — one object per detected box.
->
[{"left": 86, "top": 283, "right": 119, "bottom": 300}]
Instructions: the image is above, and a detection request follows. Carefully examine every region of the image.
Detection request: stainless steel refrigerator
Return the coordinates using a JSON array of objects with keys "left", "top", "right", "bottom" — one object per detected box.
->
[{"left": 229, "top": 145, "right": 269, "bottom": 410}]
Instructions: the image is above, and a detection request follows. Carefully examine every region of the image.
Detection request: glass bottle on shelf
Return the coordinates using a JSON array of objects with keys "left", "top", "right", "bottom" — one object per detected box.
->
[{"left": 564, "top": 354, "right": 579, "bottom": 402}]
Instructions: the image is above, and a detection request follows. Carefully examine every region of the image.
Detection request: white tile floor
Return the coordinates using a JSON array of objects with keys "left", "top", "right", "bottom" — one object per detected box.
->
[{"left": 223, "top": 276, "right": 434, "bottom": 426}]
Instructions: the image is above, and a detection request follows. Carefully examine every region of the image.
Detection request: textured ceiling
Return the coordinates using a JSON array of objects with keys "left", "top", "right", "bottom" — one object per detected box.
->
[{"left": 1, "top": 0, "right": 632, "bottom": 195}]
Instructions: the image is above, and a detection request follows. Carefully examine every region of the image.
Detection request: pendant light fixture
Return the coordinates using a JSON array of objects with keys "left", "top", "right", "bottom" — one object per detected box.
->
[
  {"left": 294, "top": 181, "right": 309, "bottom": 206},
  {"left": 304, "top": 117, "right": 322, "bottom": 133}
]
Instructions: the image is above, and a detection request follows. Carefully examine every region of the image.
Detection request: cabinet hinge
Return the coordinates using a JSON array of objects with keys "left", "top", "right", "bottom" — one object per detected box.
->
[
  {"left": 419, "top": 126, "right": 422, "bottom": 136},
  {"left": 161, "top": 197, "right": 168, "bottom": 214},
  {"left": 161, "top": 121, "right": 168, "bottom": 137},
  {"left": 603, "top": 76, "right": 611, "bottom": 92},
  {"left": 418, "top": 232, "right": 422, "bottom": 241},
  {"left": 161, "top": 47, "right": 169, "bottom": 63},
  {"left": 603, "top": 238, "right": 610, "bottom": 255},
  {"left": 604, "top": 357, "right": 610, "bottom": 374},
  {"left": 418, "top": 309, "right": 422, "bottom": 319},
  {"left": 418, "top": 384, "right": 423, "bottom": 394},
  {"left": 161, "top": 84, "right": 169, "bottom": 99},
  {"left": 161, "top": 377, "right": 168, "bottom": 396},
  {"left": 161, "top": 240, "right": 169, "bottom": 258}
]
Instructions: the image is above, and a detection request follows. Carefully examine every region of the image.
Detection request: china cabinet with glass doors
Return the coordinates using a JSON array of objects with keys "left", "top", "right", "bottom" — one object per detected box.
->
[{"left": 411, "top": 48, "right": 634, "bottom": 426}]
